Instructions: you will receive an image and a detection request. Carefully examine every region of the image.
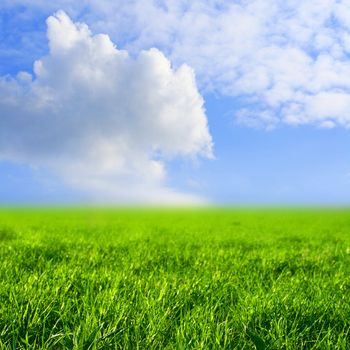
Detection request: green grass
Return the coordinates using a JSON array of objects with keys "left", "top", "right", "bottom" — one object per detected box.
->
[{"left": 1, "top": 208, "right": 350, "bottom": 349}]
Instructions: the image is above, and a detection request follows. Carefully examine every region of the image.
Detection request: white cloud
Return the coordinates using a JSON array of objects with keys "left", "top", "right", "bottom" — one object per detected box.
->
[
  {"left": 4, "top": 1, "right": 350, "bottom": 131},
  {"left": 0, "top": 11, "right": 212, "bottom": 204},
  {"left": 30, "top": 0, "right": 350, "bottom": 129}
]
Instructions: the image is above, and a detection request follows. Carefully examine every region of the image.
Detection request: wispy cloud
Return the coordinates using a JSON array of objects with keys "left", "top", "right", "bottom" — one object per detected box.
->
[{"left": 99, "top": 0, "right": 350, "bottom": 129}]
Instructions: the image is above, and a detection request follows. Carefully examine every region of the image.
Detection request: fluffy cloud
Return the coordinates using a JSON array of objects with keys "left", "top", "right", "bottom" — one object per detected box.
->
[
  {"left": 4, "top": 0, "right": 350, "bottom": 129},
  {"left": 91, "top": 0, "right": 350, "bottom": 129},
  {"left": 9, "top": 0, "right": 350, "bottom": 129},
  {"left": 0, "top": 11, "right": 213, "bottom": 204}
]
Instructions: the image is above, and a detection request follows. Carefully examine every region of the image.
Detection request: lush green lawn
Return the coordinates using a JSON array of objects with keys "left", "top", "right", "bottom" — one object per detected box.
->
[{"left": 1, "top": 208, "right": 350, "bottom": 349}]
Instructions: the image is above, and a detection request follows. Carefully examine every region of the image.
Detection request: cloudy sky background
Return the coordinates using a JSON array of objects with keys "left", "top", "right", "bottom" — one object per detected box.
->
[{"left": 2, "top": 1, "right": 350, "bottom": 204}]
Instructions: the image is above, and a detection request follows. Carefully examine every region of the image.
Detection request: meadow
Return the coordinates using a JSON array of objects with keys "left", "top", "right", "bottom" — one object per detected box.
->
[{"left": 0, "top": 208, "right": 350, "bottom": 349}]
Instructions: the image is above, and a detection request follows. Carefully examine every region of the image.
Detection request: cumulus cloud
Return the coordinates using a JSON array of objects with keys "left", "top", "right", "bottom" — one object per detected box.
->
[
  {"left": 4, "top": 1, "right": 350, "bottom": 129},
  {"left": 0, "top": 11, "right": 213, "bottom": 204},
  {"left": 11, "top": 0, "right": 350, "bottom": 129},
  {"left": 94, "top": 0, "right": 350, "bottom": 129}
]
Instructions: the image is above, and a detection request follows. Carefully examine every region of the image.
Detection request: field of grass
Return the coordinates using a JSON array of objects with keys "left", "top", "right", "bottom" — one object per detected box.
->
[{"left": 1, "top": 208, "right": 350, "bottom": 349}]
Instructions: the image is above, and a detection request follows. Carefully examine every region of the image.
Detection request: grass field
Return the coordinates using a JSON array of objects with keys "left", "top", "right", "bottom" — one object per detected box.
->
[{"left": 1, "top": 208, "right": 350, "bottom": 349}]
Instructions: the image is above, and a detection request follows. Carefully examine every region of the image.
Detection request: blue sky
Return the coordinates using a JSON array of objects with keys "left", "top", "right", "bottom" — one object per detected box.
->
[{"left": 2, "top": 1, "right": 350, "bottom": 204}]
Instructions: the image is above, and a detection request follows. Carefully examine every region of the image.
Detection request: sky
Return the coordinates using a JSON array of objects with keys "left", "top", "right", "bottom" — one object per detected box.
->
[{"left": 2, "top": 0, "right": 350, "bottom": 205}]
